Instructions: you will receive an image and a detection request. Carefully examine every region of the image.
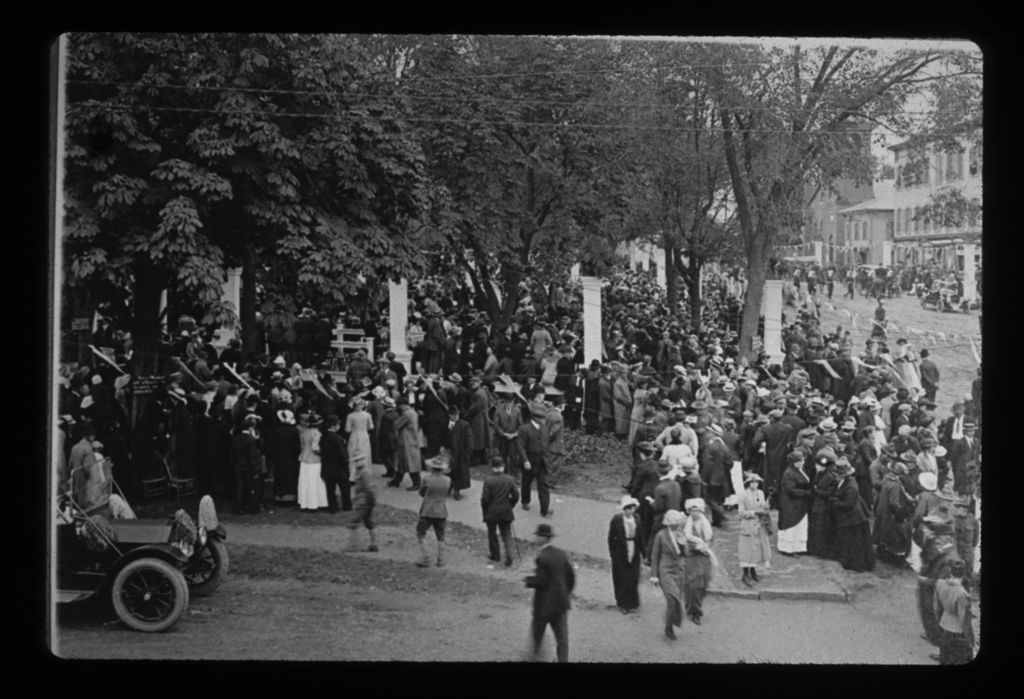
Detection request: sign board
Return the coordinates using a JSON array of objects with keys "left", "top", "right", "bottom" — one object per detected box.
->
[
  {"left": 71, "top": 317, "right": 91, "bottom": 331},
  {"left": 131, "top": 376, "right": 164, "bottom": 396}
]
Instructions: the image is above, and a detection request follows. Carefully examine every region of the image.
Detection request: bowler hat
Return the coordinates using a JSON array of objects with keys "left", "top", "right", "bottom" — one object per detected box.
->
[{"left": 535, "top": 523, "right": 555, "bottom": 538}]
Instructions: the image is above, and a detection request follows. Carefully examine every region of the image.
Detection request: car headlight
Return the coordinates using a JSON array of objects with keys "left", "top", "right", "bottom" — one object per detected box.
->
[
  {"left": 174, "top": 539, "right": 194, "bottom": 558},
  {"left": 198, "top": 526, "right": 207, "bottom": 546}
]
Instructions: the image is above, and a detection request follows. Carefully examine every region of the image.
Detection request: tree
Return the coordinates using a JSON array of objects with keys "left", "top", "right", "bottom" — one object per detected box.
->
[
  {"left": 394, "top": 35, "right": 637, "bottom": 331},
  {"left": 63, "top": 33, "right": 432, "bottom": 372},
  {"left": 705, "top": 42, "right": 952, "bottom": 359}
]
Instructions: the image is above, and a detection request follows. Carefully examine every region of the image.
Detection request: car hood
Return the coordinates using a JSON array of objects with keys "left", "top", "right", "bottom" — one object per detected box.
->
[{"left": 109, "top": 520, "right": 174, "bottom": 544}]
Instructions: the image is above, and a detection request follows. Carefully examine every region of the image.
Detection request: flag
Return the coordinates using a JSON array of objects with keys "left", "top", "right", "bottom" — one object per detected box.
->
[
  {"left": 224, "top": 362, "right": 255, "bottom": 392},
  {"left": 308, "top": 372, "right": 333, "bottom": 400},
  {"left": 171, "top": 356, "right": 202, "bottom": 388},
  {"left": 816, "top": 359, "right": 841, "bottom": 379},
  {"left": 88, "top": 344, "right": 128, "bottom": 375},
  {"left": 969, "top": 337, "right": 981, "bottom": 365}
]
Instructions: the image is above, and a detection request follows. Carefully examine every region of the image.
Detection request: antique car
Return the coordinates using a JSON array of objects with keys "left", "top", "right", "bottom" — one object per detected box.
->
[{"left": 56, "top": 496, "right": 194, "bottom": 632}]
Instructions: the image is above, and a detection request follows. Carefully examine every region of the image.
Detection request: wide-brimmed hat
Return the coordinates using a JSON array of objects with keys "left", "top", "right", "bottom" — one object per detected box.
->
[
  {"left": 426, "top": 455, "right": 450, "bottom": 471},
  {"left": 934, "top": 445, "right": 947, "bottom": 458},
  {"left": 918, "top": 472, "right": 938, "bottom": 492},
  {"left": 743, "top": 471, "right": 764, "bottom": 485},
  {"left": 619, "top": 495, "right": 640, "bottom": 510},
  {"left": 635, "top": 441, "right": 657, "bottom": 454},
  {"left": 819, "top": 418, "right": 838, "bottom": 432},
  {"left": 535, "top": 523, "right": 555, "bottom": 538},
  {"left": 816, "top": 447, "right": 837, "bottom": 464},
  {"left": 662, "top": 509, "right": 685, "bottom": 527},
  {"left": 448, "top": 373, "right": 463, "bottom": 384},
  {"left": 684, "top": 498, "right": 706, "bottom": 513},
  {"left": 834, "top": 460, "right": 855, "bottom": 478}
]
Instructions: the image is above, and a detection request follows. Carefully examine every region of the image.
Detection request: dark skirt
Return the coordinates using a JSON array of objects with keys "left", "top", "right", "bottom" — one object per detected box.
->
[
  {"left": 872, "top": 514, "right": 911, "bottom": 558},
  {"left": 807, "top": 510, "right": 836, "bottom": 559},
  {"left": 611, "top": 548, "right": 642, "bottom": 611},
  {"left": 835, "top": 523, "right": 876, "bottom": 572},
  {"left": 939, "top": 630, "right": 973, "bottom": 665},
  {"left": 684, "top": 554, "right": 712, "bottom": 618},
  {"left": 918, "top": 579, "right": 943, "bottom": 646}
]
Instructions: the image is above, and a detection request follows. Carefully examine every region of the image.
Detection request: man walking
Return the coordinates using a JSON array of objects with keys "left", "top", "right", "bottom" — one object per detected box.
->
[
  {"left": 481, "top": 455, "right": 520, "bottom": 566},
  {"left": 416, "top": 455, "right": 451, "bottom": 567},
  {"left": 319, "top": 415, "right": 351, "bottom": 513},
  {"left": 918, "top": 349, "right": 940, "bottom": 403},
  {"left": 515, "top": 403, "right": 553, "bottom": 517},
  {"left": 230, "top": 414, "right": 264, "bottom": 514},
  {"left": 524, "top": 523, "right": 575, "bottom": 663}
]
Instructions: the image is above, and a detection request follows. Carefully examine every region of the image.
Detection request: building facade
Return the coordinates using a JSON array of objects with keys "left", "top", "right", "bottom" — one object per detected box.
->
[
  {"left": 890, "top": 134, "right": 982, "bottom": 270},
  {"left": 836, "top": 180, "right": 895, "bottom": 267}
]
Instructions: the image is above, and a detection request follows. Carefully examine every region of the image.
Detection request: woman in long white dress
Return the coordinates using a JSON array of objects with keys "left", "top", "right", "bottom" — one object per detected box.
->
[
  {"left": 297, "top": 413, "right": 329, "bottom": 511},
  {"left": 346, "top": 398, "right": 373, "bottom": 465}
]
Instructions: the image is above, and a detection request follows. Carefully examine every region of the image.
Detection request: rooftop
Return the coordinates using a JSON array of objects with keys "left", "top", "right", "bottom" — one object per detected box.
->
[{"left": 837, "top": 180, "right": 894, "bottom": 213}]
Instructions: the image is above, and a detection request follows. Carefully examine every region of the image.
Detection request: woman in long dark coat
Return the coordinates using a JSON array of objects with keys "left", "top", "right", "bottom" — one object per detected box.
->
[
  {"left": 607, "top": 496, "right": 645, "bottom": 613},
  {"left": 807, "top": 450, "right": 839, "bottom": 559},
  {"left": 831, "top": 460, "right": 876, "bottom": 572},
  {"left": 649, "top": 509, "right": 686, "bottom": 640},
  {"left": 872, "top": 461, "right": 914, "bottom": 565}
]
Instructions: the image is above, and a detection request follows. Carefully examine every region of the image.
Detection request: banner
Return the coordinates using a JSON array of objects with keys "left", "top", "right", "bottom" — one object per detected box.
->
[
  {"left": 224, "top": 362, "right": 255, "bottom": 392},
  {"left": 816, "top": 359, "right": 842, "bottom": 380},
  {"left": 969, "top": 337, "right": 982, "bottom": 365},
  {"left": 88, "top": 344, "right": 128, "bottom": 375}
]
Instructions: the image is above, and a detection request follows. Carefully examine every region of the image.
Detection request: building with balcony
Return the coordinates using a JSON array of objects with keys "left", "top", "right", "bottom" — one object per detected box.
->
[
  {"left": 890, "top": 133, "right": 982, "bottom": 270},
  {"left": 836, "top": 180, "right": 895, "bottom": 267}
]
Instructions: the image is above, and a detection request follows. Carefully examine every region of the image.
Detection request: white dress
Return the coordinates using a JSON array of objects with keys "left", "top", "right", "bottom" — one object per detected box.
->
[{"left": 297, "top": 427, "right": 329, "bottom": 510}]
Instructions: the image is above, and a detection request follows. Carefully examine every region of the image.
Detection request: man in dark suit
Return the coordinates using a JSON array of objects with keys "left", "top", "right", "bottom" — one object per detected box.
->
[
  {"left": 948, "top": 420, "right": 980, "bottom": 497},
  {"left": 700, "top": 423, "right": 732, "bottom": 526},
  {"left": 525, "top": 523, "right": 575, "bottom": 663},
  {"left": 319, "top": 415, "right": 350, "bottom": 513},
  {"left": 230, "top": 414, "right": 264, "bottom": 514},
  {"left": 480, "top": 455, "right": 520, "bottom": 566},
  {"left": 752, "top": 409, "right": 794, "bottom": 508},
  {"left": 918, "top": 349, "right": 940, "bottom": 402},
  {"left": 515, "top": 404, "right": 553, "bottom": 517}
]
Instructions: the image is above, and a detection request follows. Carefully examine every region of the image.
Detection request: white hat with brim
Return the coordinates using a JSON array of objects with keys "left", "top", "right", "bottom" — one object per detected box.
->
[
  {"left": 918, "top": 472, "right": 938, "bottom": 492},
  {"left": 619, "top": 495, "right": 640, "bottom": 510},
  {"left": 684, "top": 498, "right": 706, "bottom": 513},
  {"left": 662, "top": 509, "right": 685, "bottom": 527}
]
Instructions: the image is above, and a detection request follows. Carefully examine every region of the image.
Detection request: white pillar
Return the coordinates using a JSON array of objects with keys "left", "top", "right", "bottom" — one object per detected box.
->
[
  {"left": 570, "top": 263, "right": 581, "bottom": 282},
  {"left": 388, "top": 279, "right": 412, "bottom": 372},
  {"left": 654, "top": 247, "right": 666, "bottom": 290},
  {"left": 961, "top": 243, "right": 977, "bottom": 303},
  {"left": 215, "top": 267, "right": 242, "bottom": 348},
  {"left": 762, "top": 280, "right": 784, "bottom": 364},
  {"left": 581, "top": 276, "right": 603, "bottom": 365}
]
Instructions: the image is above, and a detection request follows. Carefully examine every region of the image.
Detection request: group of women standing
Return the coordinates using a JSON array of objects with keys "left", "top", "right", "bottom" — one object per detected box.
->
[{"left": 293, "top": 398, "right": 375, "bottom": 512}]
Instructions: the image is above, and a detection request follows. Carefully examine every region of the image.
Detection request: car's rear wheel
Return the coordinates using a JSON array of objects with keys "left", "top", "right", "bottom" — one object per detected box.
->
[
  {"left": 111, "top": 558, "right": 189, "bottom": 632},
  {"left": 184, "top": 539, "right": 229, "bottom": 596}
]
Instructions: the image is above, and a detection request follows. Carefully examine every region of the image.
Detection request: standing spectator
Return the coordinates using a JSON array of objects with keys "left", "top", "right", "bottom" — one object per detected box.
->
[
  {"left": 444, "top": 406, "right": 472, "bottom": 500},
  {"left": 831, "top": 459, "right": 876, "bottom": 572},
  {"left": 421, "top": 310, "right": 447, "bottom": 375},
  {"left": 872, "top": 461, "right": 914, "bottom": 565},
  {"left": 515, "top": 403, "right": 553, "bottom": 517},
  {"left": 628, "top": 442, "right": 662, "bottom": 564},
  {"left": 737, "top": 472, "right": 772, "bottom": 586},
  {"left": 948, "top": 420, "right": 979, "bottom": 497},
  {"left": 377, "top": 397, "right": 399, "bottom": 481},
  {"left": 296, "top": 413, "right": 328, "bottom": 512},
  {"left": 524, "top": 524, "right": 575, "bottom": 663},
  {"left": 777, "top": 451, "right": 812, "bottom": 557},
  {"left": 681, "top": 498, "right": 717, "bottom": 625},
  {"left": 480, "top": 455, "right": 520, "bottom": 567},
  {"left": 952, "top": 496, "right": 980, "bottom": 587},
  {"left": 808, "top": 449, "right": 839, "bottom": 559},
  {"left": 465, "top": 374, "right": 491, "bottom": 467},
  {"left": 918, "top": 349, "right": 939, "bottom": 403},
  {"left": 542, "top": 401, "right": 566, "bottom": 484},
  {"left": 582, "top": 360, "right": 603, "bottom": 435},
  {"left": 752, "top": 408, "right": 793, "bottom": 507},
  {"left": 612, "top": 364, "right": 632, "bottom": 441},
  {"left": 230, "top": 414, "right": 264, "bottom": 514},
  {"left": 598, "top": 365, "right": 615, "bottom": 435},
  {"left": 932, "top": 560, "right": 975, "bottom": 665},
  {"left": 492, "top": 385, "right": 524, "bottom": 482},
  {"left": 416, "top": 456, "right": 451, "bottom": 568},
  {"left": 606, "top": 494, "right": 646, "bottom": 617},
  {"left": 346, "top": 455, "right": 378, "bottom": 553},
  {"left": 345, "top": 397, "right": 373, "bottom": 466},
  {"left": 319, "top": 415, "right": 350, "bottom": 513},
  {"left": 391, "top": 396, "right": 422, "bottom": 490},
  {"left": 649, "top": 509, "right": 686, "bottom": 640},
  {"left": 699, "top": 423, "right": 731, "bottom": 527}
]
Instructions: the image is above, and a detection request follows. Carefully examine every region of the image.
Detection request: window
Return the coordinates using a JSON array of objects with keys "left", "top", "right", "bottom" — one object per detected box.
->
[
  {"left": 946, "top": 151, "right": 955, "bottom": 182},
  {"left": 934, "top": 152, "right": 943, "bottom": 183},
  {"left": 905, "top": 208, "right": 912, "bottom": 234},
  {"left": 956, "top": 151, "right": 964, "bottom": 179},
  {"left": 894, "top": 163, "right": 902, "bottom": 189}
]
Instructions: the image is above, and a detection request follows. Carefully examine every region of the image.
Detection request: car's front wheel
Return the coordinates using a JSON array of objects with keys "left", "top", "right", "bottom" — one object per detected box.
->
[
  {"left": 184, "top": 539, "right": 229, "bottom": 596},
  {"left": 111, "top": 558, "right": 189, "bottom": 632}
]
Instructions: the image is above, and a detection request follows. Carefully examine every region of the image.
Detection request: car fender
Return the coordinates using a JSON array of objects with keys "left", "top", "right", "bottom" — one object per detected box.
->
[{"left": 115, "top": 544, "right": 189, "bottom": 571}]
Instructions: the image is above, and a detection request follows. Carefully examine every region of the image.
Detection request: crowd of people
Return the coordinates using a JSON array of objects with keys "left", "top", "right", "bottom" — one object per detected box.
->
[{"left": 57, "top": 263, "right": 980, "bottom": 663}]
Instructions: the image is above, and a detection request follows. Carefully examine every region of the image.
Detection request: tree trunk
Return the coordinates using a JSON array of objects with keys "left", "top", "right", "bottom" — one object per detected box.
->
[
  {"left": 663, "top": 236, "right": 679, "bottom": 310},
  {"left": 131, "top": 262, "right": 165, "bottom": 377},
  {"left": 687, "top": 259, "right": 702, "bottom": 334},
  {"left": 240, "top": 242, "right": 258, "bottom": 355},
  {"left": 738, "top": 228, "right": 770, "bottom": 362}
]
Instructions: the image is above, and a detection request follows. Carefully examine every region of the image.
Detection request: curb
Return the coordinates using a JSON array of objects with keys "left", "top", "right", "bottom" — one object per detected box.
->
[{"left": 706, "top": 587, "right": 851, "bottom": 603}]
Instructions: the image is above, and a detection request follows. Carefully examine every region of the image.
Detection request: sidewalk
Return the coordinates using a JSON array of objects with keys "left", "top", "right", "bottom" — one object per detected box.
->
[{"left": 369, "top": 464, "right": 853, "bottom": 603}]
